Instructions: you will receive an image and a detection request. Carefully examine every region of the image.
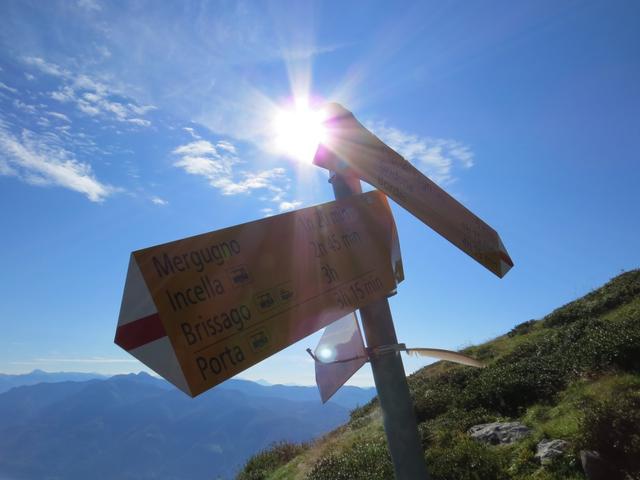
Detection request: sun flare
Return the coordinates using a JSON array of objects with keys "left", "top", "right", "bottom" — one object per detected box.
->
[
  {"left": 273, "top": 99, "right": 326, "bottom": 163},
  {"left": 318, "top": 346, "right": 335, "bottom": 362}
]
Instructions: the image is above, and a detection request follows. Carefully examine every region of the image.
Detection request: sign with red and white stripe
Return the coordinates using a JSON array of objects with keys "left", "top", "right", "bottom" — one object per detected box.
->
[
  {"left": 115, "top": 256, "right": 190, "bottom": 393},
  {"left": 115, "top": 190, "right": 403, "bottom": 397}
]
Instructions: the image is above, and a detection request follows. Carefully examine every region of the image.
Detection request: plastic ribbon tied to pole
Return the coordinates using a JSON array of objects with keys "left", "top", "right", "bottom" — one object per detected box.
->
[{"left": 308, "top": 314, "right": 484, "bottom": 402}]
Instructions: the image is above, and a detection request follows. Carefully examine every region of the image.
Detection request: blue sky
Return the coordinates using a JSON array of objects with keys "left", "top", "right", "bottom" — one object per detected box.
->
[{"left": 1, "top": 0, "right": 638, "bottom": 386}]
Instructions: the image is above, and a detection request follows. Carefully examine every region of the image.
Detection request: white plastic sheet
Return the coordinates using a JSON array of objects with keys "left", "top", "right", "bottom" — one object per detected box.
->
[{"left": 314, "top": 313, "right": 367, "bottom": 403}]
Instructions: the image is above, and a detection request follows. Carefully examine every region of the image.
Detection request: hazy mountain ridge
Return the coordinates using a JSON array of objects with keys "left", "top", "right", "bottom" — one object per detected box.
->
[
  {"left": 238, "top": 269, "right": 640, "bottom": 479},
  {"left": 0, "top": 370, "right": 107, "bottom": 394},
  {"left": 0, "top": 373, "right": 375, "bottom": 479}
]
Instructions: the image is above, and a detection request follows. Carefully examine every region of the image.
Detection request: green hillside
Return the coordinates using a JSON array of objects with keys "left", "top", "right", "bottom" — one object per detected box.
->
[{"left": 237, "top": 270, "right": 640, "bottom": 480}]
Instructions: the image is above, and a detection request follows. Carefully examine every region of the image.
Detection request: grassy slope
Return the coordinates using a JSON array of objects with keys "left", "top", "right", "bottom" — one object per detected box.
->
[{"left": 237, "top": 270, "right": 640, "bottom": 480}]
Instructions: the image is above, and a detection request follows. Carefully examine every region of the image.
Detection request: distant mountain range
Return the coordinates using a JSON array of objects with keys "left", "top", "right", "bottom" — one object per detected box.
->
[
  {"left": 0, "top": 369, "right": 107, "bottom": 394},
  {"left": 0, "top": 371, "right": 375, "bottom": 479}
]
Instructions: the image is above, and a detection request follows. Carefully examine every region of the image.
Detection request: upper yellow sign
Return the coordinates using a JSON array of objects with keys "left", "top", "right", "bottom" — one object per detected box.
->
[
  {"left": 314, "top": 103, "right": 513, "bottom": 278},
  {"left": 117, "top": 190, "right": 403, "bottom": 397}
]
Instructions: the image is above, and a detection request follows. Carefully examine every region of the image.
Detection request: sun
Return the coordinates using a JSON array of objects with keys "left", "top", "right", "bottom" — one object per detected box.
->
[{"left": 273, "top": 98, "right": 327, "bottom": 163}]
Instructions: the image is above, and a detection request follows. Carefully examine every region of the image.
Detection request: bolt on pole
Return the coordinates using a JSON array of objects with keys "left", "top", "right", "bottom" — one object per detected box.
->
[{"left": 329, "top": 170, "right": 430, "bottom": 480}]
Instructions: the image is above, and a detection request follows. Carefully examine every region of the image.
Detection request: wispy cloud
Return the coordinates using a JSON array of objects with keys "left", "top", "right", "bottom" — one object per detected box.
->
[
  {"left": 220, "top": 168, "right": 287, "bottom": 196},
  {"left": 172, "top": 139, "right": 289, "bottom": 197},
  {"left": 260, "top": 207, "right": 275, "bottom": 217},
  {"left": 24, "top": 56, "right": 68, "bottom": 77},
  {"left": 278, "top": 200, "right": 302, "bottom": 212},
  {"left": 46, "top": 111, "right": 71, "bottom": 122},
  {"left": 182, "top": 127, "right": 201, "bottom": 140},
  {"left": 0, "top": 123, "right": 115, "bottom": 202},
  {"left": 0, "top": 81, "right": 18, "bottom": 94},
  {"left": 77, "top": 0, "right": 102, "bottom": 12},
  {"left": 150, "top": 196, "right": 168, "bottom": 206},
  {"left": 172, "top": 139, "right": 304, "bottom": 213},
  {"left": 367, "top": 122, "right": 474, "bottom": 185},
  {"left": 24, "top": 56, "right": 155, "bottom": 127},
  {"left": 13, "top": 99, "right": 37, "bottom": 114},
  {"left": 216, "top": 140, "right": 236, "bottom": 154}
]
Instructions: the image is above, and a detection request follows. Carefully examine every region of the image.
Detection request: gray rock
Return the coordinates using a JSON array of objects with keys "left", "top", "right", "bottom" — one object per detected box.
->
[
  {"left": 580, "top": 450, "right": 617, "bottom": 480},
  {"left": 468, "top": 422, "right": 531, "bottom": 445},
  {"left": 535, "top": 439, "right": 569, "bottom": 464}
]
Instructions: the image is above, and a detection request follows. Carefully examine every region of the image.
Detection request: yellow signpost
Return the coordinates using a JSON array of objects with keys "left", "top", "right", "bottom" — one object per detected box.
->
[
  {"left": 315, "top": 103, "right": 513, "bottom": 278},
  {"left": 115, "top": 190, "right": 403, "bottom": 396},
  {"left": 114, "top": 100, "right": 512, "bottom": 480}
]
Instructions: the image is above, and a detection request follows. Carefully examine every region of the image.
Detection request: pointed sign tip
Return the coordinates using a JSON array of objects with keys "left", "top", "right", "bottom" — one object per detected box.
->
[
  {"left": 495, "top": 237, "right": 514, "bottom": 278},
  {"left": 500, "top": 251, "right": 514, "bottom": 268},
  {"left": 497, "top": 259, "right": 514, "bottom": 279}
]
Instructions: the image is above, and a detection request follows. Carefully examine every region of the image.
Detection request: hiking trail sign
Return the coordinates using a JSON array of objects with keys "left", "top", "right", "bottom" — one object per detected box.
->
[
  {"left": 314, "top": 103, "right": 513, "bottom": 278},
  {"left": 115, "top": 190, "right": 403, "bottom": 397}
]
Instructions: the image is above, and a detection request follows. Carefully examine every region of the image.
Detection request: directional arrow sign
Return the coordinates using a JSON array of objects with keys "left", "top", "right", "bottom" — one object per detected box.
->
[
  {"left": 314, "top": 103, "right": 513, "bottom": 278},
  {"left": 115, "top": 190, "right": 403, "bottom": 397}
]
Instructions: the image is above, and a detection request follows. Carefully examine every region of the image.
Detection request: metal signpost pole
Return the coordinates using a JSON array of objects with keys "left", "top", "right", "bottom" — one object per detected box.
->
[{"left": 329, "top": 171, "right": 430, "bottom": 480}]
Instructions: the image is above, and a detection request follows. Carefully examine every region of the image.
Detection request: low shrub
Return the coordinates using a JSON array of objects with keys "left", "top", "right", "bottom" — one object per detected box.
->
[
  {"left": 462, "top": 341, "right": 568, "bottom": 416},
  {"left": 421, "top": 408, "right": 498, "bottom": 448},
  {"left": 306, "top": 440, "right": 393, "bottom": 480},
  {"left": 237, "top": 441, "right": 307, "bottom": 480},
  {"left": 462, "top": 314, "right": 640, "bottom": 416},
  {"left": 348, "top": 398, "right": 378, "bottom": 426},
  {"left": 508, "top": 319, "right": 538, "bottom": 337},
  {"left": 413, "top": 367, "right": 478, "bottom": 422},
  {"left": 462, "top": 343, "right": 500, "bottom": 362},
  {"left": 426, "top": 435, "right": 509, "bottom": 480},
  {"left": 543, "top": 270, "right": 640, "bottom": 328},
  {"left": 577, "top": 386, "right": 640, "bottom": 477},
  {"left": 575, "top": 316, "right": 640, "bottom": 372}
]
